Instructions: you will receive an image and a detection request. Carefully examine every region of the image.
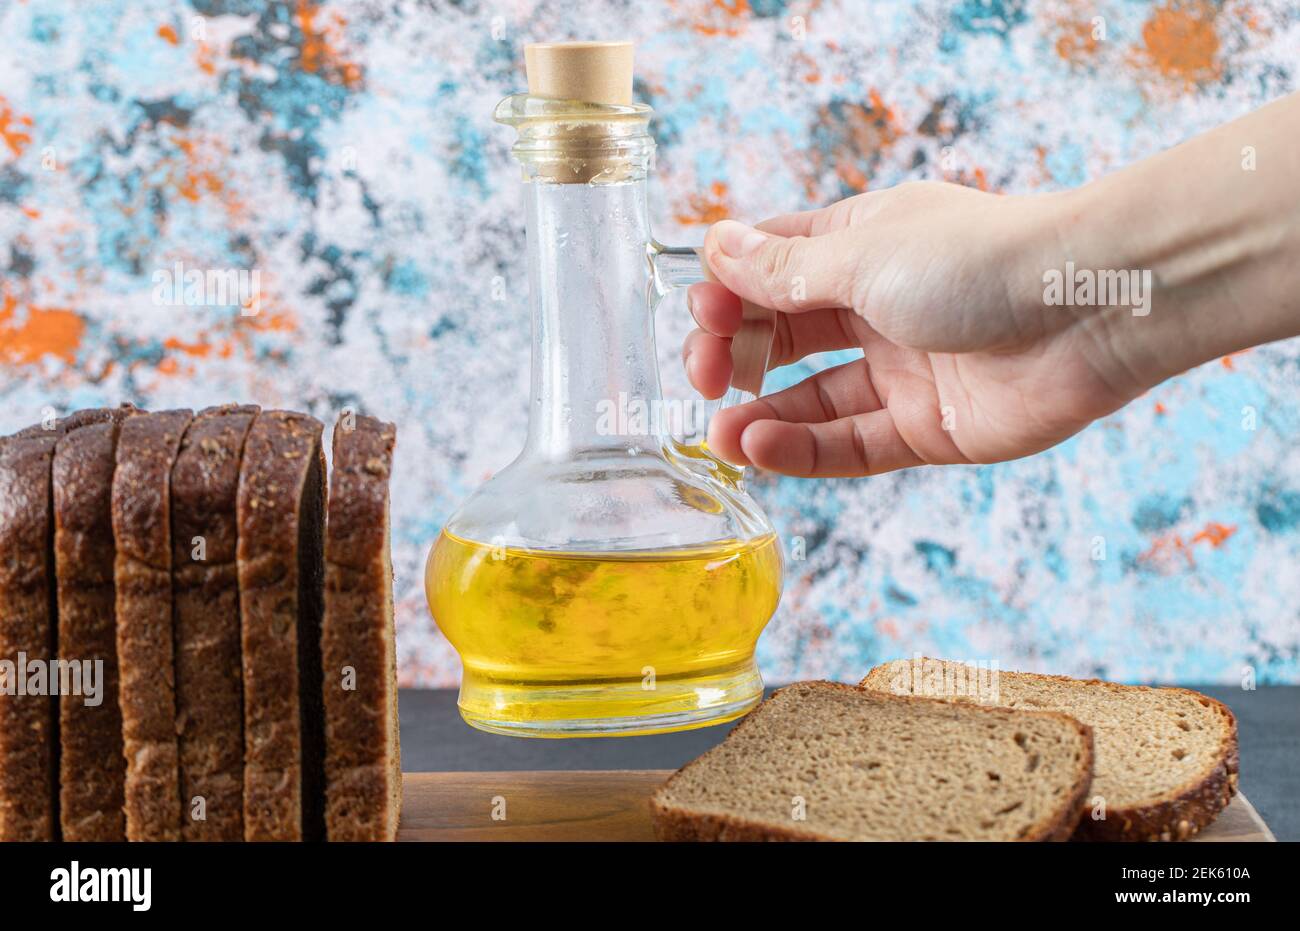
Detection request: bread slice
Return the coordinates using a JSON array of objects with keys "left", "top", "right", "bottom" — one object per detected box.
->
[
  {"left": 0, "top": 429, "right": 62, "bottom": 841},
  {"left": 53, "top": 406, "right": 138, "bottom": 841},
  {"left": 321, "top": 414, "right": 401, "bottom": 841},
  {"left": 237, "top": 410, "right": 326, "bottom": 842},
  {"left": 113, "top": 409, "right": 193, "bottom": 841},
  {"left": 650, "top": 681, "right": 1093, "bottom": 841},
  {"left": 0, "top": 407, "right": 130, "bottom": 841},
  {"left": 860, "top": 658, "right": 1239, "bottom": 841},
  {"left": 171, "top": 404, "right": 260, "bottom": 841}
]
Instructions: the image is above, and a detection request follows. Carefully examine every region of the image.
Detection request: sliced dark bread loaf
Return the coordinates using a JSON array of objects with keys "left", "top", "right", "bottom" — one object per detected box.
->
[
  {"left": 0, "top": 430, "right": 62, "bottom": 841},
  {"left": 860, "top": 658, "right": 1239, "bottom": 841},
  {"left": 237, "top": 411, "right": 326, "bottom": 842},
  {"left": 171, "top": 404, "right": 260, "bottom": 841},
  {"left": 650, "top": 681, "right": 1094, "bottom": 841},
  {"left": 322, "top": 414, "right": 401, "bottom": 841},
  {"left": 53, "top": 405, "right": 138, "bottom": 841},
  {"left": 113, "top": 409, "right": 193, "bottom": 841}
]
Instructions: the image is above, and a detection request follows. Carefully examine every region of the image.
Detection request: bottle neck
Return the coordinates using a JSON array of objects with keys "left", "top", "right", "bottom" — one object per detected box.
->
[{"left": 523, "top": 178, "right": 661, "bottom": 459}]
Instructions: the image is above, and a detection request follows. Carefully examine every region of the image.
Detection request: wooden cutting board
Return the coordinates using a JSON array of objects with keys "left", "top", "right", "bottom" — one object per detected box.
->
[{"left": 397, "top": 770, "right": 1276, "bottom": 842}]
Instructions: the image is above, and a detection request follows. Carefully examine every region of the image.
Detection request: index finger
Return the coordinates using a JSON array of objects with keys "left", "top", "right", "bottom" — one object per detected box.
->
[{"left": 754, "top": 196, "right": 866, "bottom": 238}]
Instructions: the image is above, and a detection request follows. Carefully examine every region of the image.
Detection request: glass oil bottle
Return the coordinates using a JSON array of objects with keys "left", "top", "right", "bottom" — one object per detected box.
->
[{"left": 426, "top": 41, "right": 782, "bottom": 737}]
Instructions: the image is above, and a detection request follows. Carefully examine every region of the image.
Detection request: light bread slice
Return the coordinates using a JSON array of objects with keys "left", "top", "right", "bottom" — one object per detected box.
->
[
  {"left": 237, "top": 410, "right": 326, "bottom": 841},
  {"left": 321, "top": 414, "right": 401, "bottom": 841},
  {"left": 113, "top": 409, "right": 193, "bottom": 841},
  {"left": 171, "top": 404, "right": 259, "bottom": 840},
  {"left": 860, "top": 658, "right": 1239, "bottom": 841},
  {"left": 651, "top": 681, "right": 1093, "bottom": 841}
]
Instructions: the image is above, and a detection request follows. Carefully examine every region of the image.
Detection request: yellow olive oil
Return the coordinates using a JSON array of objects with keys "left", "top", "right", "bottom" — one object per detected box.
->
[{"left": 426, "top": 530, "right": 783, "bottom": 736}]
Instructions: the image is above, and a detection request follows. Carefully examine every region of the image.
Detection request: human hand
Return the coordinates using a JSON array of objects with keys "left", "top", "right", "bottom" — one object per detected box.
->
[
  {"left": 685, "top": 182, "right": 1136, "bottom": 476},
  {"left": 686, "top": 93, "right": 1300, "bottom": 478}
]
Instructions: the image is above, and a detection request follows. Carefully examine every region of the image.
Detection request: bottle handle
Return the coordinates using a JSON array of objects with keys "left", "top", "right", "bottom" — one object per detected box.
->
[{"left": 649, "top": 242, "right": 776, "bottom": 414}]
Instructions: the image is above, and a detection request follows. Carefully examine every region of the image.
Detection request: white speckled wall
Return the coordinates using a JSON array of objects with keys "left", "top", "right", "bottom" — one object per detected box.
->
[{"left": 1, "top": 0, "right": 1297, "bottom": 685}]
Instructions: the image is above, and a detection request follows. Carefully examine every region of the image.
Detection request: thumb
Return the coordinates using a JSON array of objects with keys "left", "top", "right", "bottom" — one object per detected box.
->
[{"left": 703, "top": 219, "right": 860, "bottom": 313}]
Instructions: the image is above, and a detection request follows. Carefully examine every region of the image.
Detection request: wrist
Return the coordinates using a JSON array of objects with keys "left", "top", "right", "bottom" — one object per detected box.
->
[
  {"left": 1045, "top": 178, "right": 1229, "bottom": 397},
  {"left": 1048, "top": 180, "right": 1178, "bottom": 396},
  {"left": 992, "top": 189, "right": 1153, "bottom": 401},
  {"left": 1059, "top": 122, "right": 1300, "bottom": 392}
]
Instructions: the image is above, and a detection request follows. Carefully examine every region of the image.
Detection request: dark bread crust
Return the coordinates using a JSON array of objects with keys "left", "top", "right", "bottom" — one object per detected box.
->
[
  {"left": 0, "top": 432, "right": 60, "bottom": 841},
  {"left": 860, "top": 661, "right": 1240, "bottom": 842},
  {"left": 1074, "top": 689, "right": 1237, "bottom": 841},
  {"left": 9, "top": 423, "right": 57, "bottom": 440},
  {"left": 14, "top": 405, "right": 129, "bottom": 441},
  {"left": 322, "top": 414, "right": 401, "bottom": 841},
  {"left": 237, "top": 411, "right": 326, "bottom": 842},
  {"left": 650, "top": 681, "right": 1094, "bottom": 843},
  {"left": 113, "top": 409, "right": 193, "bottom": 841},
  {"left": 53, "top": 406, "right": 137, "bottom": 841},
  {"left": 171, "top": 404, "right": 259, "bottom": 841}
]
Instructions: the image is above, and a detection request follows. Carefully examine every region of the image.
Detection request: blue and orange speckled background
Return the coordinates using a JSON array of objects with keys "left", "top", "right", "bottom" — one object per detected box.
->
[{"left": 1, "top": 1, "right": 1297, "bottom": 686}]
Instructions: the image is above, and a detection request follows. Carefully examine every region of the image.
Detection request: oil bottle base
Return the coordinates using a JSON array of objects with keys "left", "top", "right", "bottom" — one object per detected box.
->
[{"left": 455, "top": 662, "right": 765, "bottom": 738}]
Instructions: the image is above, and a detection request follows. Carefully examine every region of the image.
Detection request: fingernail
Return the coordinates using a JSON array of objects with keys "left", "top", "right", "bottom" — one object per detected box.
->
[{"left": 714, "top": 220, "right": 768, "bottom": 259}]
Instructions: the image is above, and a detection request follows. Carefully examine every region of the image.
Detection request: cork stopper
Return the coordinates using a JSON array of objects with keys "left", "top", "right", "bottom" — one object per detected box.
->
[{"left": 524, "top": 41, "right": 634, "bottom": 106}]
